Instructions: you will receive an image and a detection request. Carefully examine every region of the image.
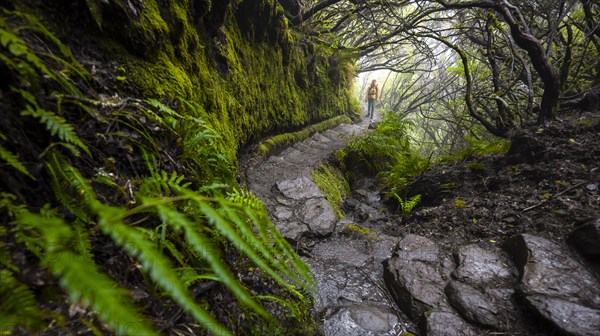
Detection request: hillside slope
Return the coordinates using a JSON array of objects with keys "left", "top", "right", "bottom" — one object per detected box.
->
[{"left": 0, "top": 0, "right": 358, "bottom": 334}]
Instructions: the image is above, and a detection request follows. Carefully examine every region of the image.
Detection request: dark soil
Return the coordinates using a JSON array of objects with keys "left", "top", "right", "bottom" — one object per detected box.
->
[{"left": 384, "top": 113, "right": 600, "bottom": 251}]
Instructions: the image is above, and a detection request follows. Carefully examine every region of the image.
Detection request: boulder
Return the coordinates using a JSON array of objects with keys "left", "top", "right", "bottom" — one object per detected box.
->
[
  {"left": 525, "top": 295, "right": 600, "bottom": 336},
  {"left": 503, "top": 234, "right": 600, "bottom": 307},
  {"left": 298, "top": 198, "right": 336, "bottom": 236},
  {"left": 452, "top": 244, "right": 515, "bottom": 285},
  {"left": 444, "top": 281, "right": 506, "bottom": 330},
  {"left": 424, "top": 311, "right": 477, "bottom": 336},
  {"left": 383, "top": 235, "right": 449, "bottom": 319},
  {"left": 568, "top": 217, "right": 600, "bottom": 259}
]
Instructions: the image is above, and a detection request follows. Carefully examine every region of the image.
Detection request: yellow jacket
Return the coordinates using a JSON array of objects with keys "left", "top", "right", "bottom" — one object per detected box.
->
[{"left": 365, "top": 84, "right": 379, "bottom": 100}]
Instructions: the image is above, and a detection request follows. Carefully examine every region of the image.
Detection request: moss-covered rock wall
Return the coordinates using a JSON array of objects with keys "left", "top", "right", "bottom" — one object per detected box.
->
[
  {"left": 56, "top": 0, "right": 357, "bottom": 150},
  {"left": 0, "top": 0, "right": 358, "bottom": 334}
]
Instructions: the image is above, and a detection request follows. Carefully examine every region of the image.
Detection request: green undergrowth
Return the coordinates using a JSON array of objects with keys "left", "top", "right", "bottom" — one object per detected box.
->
[
  {"left": 311, "top": 162, "right": 350, "bottom": 219},
  {"left": 439, "top": 136, "right": 511, "bottom": 163},
  {"left": 256, "top": 115, "right": 352, "bottom": 158},
  {"left": 0, "top": 1, "right": 362, "bottom": 334},
  {"left": 338, "top": 112, "right": 427, "bottom": 212},
  {"left": 338, "top": 111, "right": 511, "bottom": 215}
]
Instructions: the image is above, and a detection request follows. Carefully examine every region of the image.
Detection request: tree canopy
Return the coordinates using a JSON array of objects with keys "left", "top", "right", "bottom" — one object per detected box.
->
[{"left": 280, "top": 0, "right": 600, "bottom": 141}]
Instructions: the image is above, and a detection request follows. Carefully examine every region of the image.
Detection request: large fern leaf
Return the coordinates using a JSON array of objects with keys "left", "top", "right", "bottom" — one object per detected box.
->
[
  {"left": 156, "top": 203, "right": 272, "bottom": 320},
  {"left": 0, "top": 269, "right": 44, "bottom": 332},
  {"left": 94, "top": 203, "right": 233, "bottom": 336},
  {"left": 11, "top": 210, "right": 157, "bottom": 336}
]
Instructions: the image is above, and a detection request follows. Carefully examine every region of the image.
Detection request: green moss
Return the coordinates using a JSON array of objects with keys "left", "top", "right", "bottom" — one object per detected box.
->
[
  {"left": 256, "top": 115, "right": 352, "bottom": 158},
  {"left": 126, "top": 54, "right": 194, "bottom": 98},
  {"left": 312, "top": 162, "right": 350, "bottom": 219},
  {"left": 342, "top": 223, "right": 377, "bottom": 240}
]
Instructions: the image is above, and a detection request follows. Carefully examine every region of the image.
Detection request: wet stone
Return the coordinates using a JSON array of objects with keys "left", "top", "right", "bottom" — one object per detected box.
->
[
  {"left": 383, "top": 235, "right": 448, "bottom": 319},
  {"left": 503, "top": 234, "right": 600, "bottom": 307},
  {"left": 277, "top": 221, "right": 308, "bottom": 241},
  {"left": 424, "top": 311, "right": 477, "bottom": 336},
  {"left": 312, "top": 239, "right": 370, "bottom": 267},
  {"left": 273, "top": 206, "right": 293, "bottom": 220},
  {"left": 444, "top": 281, "right": 505, "bottom": 330},
  {"left": 308, "top": 257, "right": 388, "bottom": 310},
  {"left": 525, "top": 295, "right": 600, "bottom": 336},
  {"left": 276, "top": 176, "right": 322, "bottom": 200},
  {"left": 299, "top": 198, "right": 336, "bottom": 236},
  {"left": 396, "top": 234, "right": 439, "bottom": 263},
  {"left": 320, "top": 305, "right": 404, "bottom": 336},
  {"left": 452, "top": 244, "right": 515, "bottom": 285},
  {"left": 568, "top": 217, "right": 600, "bottom": 258}
]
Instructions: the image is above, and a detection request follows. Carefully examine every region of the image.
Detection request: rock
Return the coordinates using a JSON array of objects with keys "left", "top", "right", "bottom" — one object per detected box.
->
[
  {"left": 525, "top": 295, "right": 600, "bottom": 336},
  {"left": 276, "top": 196, "right": 294, "bottom": 206},
  {"left": 424, "top": 311, "right": 477, "bottom": 336},
  {"left": 308, "top": 255, "right": 388, "bottom": 310},
  {"left": 298, "top": 198, "right": 336, "bottom": 236},
  {"left": 312, "top": 239, "right": 370, "bottom": 267},
  {"left": 503, "top": 234, "right": 600, "bottom": 307},
  {"left": 568, "top": 217, "right": 600, "bottom": 258},
  {"left": 452, "top": 244, "right": 515, "bottom": 285},
  {"left": 344, "top": 198, "right": 360, "bottom": 210},
  {"left": 396, "top": 234, "right": 440, "bottom": 263},
  {"left": 355, "top": 203, "right": 384, "bottom": 222},
  {"left": 383, "top": 235, "right": 448, "bottom": 319},
  {"left": 331, "top": 305, "right": 401, "bottom": 334},
  {"left": 444, "top": 281, "right": 505, "bottom": 330},
  {"left": 276, "top": 176, "right": 322, "bottom": 200},
  {"left": 273, "top": 206, "right": 293, "bottom": 220},
  {"left": 277, "top": 221, "right": 308, "bottom": 241}
]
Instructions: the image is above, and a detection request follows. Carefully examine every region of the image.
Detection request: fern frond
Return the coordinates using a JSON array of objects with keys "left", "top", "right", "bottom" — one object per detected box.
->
[
  {"left": 242, "top": 207, "right": 312, "bottom": 285},
  {"left": 0, "top": 142, "right": 34, "bottom": 179},
  {"left": 20, "top": 104, "right": 90, "bottom": 156},
  {"left": 146, "top": 98, "right": 182, "bottom": 118},
  {"left": 45, "top": 152, "right": 94, "bottom": 222},
  {"left": 45, "top": 251, "right": 159, "bottom": 336},
  {"left": 9, "top": 208, "right": 156, "bottom": 336},
  {"left": 156, "top": 204, "right": 272, "bottom": 319},
  {"left": 95, "top": 203, "right": 232, "bottom": 336},
  {"left": 0, "top": 269, "right": 44, "bottom": 333},
  {"left": 195, "top": 200, "right": 303, "bottom": 297}
]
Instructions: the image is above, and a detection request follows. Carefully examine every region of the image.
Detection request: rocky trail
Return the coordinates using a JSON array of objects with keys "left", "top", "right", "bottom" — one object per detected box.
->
[{"left": 244, "top": 115, "right": 600, "bottom": 336}]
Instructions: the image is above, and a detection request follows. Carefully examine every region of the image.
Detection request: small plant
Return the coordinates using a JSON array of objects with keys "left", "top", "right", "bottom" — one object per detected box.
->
[
  {"left": 393, "top": 193, "right": 421, "bottom": 216},
  {"left": 343, "top": 223, "right": 377, "bottom": 240},
  {"left": 454, "top": 198, "right": 465, "bottom": 208},
  {"left": 467, "top": 161, "right": 485, "bottom": 171},
  {"left": 312, "top": 162, "right": 350, "bottom": 219}
]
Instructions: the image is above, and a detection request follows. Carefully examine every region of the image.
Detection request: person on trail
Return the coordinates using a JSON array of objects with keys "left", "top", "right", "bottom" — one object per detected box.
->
[{"left": 364, "top": 79, "right": 379, "bottom": 119}]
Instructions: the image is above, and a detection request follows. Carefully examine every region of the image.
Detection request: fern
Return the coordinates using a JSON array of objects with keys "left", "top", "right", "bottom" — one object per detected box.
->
[
  {"left": 393, "top": 193, "right": 422, "bottom": 216},
  {"left": 15, "top": 90, "right": 90, "bottom": 156},
  {"left": 94, "top": 203, "right": 232, "bottom": 336},
  {"left": 156, "top": 204, "right": 272, "bottom": 319},
  {"left": 0, "top": 269, "right": 44, "bottom": 333},
  {"left": 45, "top": 152, "right": 93, "bottom": 222},
  {"left": 0, "top": 138, "right": 34, "bottom": 179},
  {"left": 0, "top": 13, "right": 84, "bottom": 96},
  {"left": 8, "top": 207, "right": 158, "bottom": 336},
  {"left": 45, "top": 251, "right": 159, "bottom": 336}
]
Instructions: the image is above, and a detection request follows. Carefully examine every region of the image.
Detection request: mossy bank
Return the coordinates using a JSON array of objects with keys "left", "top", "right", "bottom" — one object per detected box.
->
[{"left": 0, "top": 0, "right": 358, "bottom": 334}]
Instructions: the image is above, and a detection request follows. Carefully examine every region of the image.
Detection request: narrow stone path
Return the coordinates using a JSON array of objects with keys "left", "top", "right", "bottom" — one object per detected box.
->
[
  {"left": 245, "top": 116, "right": 600, "bottom": 336},
  {"left": 245, "top": 116, "right": 410, "bottom": 335}
]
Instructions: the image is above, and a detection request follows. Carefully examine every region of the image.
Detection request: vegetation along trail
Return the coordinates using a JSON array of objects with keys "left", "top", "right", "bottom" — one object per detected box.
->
[{"left": 2, "top": 0, "right": 600, "bottom": 335}]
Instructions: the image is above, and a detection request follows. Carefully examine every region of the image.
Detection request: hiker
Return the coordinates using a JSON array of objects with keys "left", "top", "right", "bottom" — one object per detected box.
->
[{"left": 364, "top": 79, "right": 379, "bottom": 119}]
